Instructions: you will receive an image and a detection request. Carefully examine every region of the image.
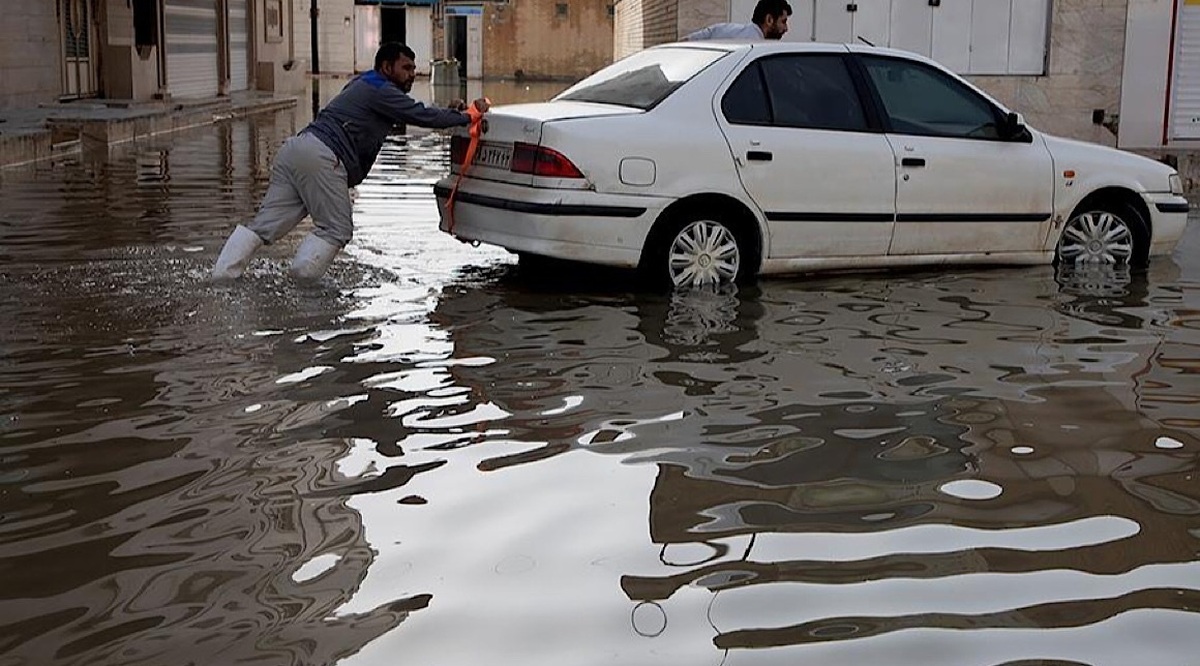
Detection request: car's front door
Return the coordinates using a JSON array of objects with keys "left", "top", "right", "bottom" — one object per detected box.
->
[
  {"left": 717, "top": 53, "right": 897, "bottom": 260},
  {"left": 858, "top": 54, "right": 1056, "bottom": 257}
]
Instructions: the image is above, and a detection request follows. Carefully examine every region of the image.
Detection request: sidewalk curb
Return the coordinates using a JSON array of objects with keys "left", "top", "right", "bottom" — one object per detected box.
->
[{"left": 1, "top": 95, "right": 298, "bottom": 170}]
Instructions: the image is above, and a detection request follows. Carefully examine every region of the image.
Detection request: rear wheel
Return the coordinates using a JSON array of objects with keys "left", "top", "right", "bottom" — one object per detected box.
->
[
  {"left": 1056, "top": 201, "right": 1148, "bottom": 266},
  {"left": 647, "top": 216, "right": 747, "bottom": 290}
]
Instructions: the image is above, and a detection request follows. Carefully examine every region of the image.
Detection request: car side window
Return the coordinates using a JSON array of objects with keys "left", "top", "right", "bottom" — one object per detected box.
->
[
  {"left": 759, "top": 55, "right": 868, "bottom": 132},
  {"left": 722, "top": 63, "right": 772, "bottom": 125},
  {"left": 862, "top": 56, "right": 1002, "bottom": 139},
  {"left": 722, "top": 55, "right": 868, "bottom": 131}
]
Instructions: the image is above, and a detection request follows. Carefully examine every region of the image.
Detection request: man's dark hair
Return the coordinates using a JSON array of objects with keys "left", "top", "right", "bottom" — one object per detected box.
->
[
  {"left": 375, "top": 42, "right": 416, "bottom": 70},
  {"left": 752, "top": 0, "right": 792, "bottom": 24}
]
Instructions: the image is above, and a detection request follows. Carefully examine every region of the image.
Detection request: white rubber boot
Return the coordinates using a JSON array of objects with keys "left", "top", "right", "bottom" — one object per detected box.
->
[
  {"left": 210, "top": 225, "right": 265, "bottom": 281},
  {"left": 289, "top": 232, "right": 341, "bottom": 281}
]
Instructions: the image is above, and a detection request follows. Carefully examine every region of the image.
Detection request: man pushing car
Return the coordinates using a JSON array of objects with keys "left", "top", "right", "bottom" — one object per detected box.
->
[{"left": 211, "top": 42, "right": 489, "bottom": 282}]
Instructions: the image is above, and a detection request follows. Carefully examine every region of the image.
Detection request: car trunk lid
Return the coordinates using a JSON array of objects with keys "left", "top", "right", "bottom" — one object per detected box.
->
[{"left": 450, "top": 102, "right": 640, "bottom": 186}]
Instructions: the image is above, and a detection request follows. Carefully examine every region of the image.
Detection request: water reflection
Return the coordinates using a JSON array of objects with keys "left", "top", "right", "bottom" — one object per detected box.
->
[
  {"left": 1, "top": 101, "right": 1199, "bottom": 666},
  {"left": 411, "top": 260, "right": 1200, "bottom": 664}
]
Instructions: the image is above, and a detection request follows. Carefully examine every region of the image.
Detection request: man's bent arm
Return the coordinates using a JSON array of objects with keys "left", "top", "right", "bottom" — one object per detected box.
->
[{"left": 376, "top": 88, "right": 470, "bottom": 128}]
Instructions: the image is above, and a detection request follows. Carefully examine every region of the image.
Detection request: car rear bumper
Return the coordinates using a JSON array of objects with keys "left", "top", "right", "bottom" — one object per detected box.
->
[
  {"left": 434, "top": 178, "right": 668, "bottom": 268},
  {"left": 1143, "top": 193, "right": 1190, "bottom": 256}
]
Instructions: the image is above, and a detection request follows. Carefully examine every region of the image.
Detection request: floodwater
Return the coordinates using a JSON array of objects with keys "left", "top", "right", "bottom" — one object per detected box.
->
[{"left": 2, "top": 86, "right": 1200, "bottom": 666}]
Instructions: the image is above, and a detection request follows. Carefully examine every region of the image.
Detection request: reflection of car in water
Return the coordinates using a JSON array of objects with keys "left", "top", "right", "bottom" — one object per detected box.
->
[{"left": 427, "top": 261, "right": 1200, "bottom": 656}]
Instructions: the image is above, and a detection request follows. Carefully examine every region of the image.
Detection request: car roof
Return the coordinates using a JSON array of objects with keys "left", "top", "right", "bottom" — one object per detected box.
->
[{"left": 654, "top": 39, "right": 937, "bottom": 64}]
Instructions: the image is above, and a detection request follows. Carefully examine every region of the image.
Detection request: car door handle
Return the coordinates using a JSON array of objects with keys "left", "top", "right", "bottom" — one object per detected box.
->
[
  {"left": 901, "top": 157, "right": 926, "bottom": 167},
  {"left": 747, "top": 151, "right": 773, "bottom": 162}
]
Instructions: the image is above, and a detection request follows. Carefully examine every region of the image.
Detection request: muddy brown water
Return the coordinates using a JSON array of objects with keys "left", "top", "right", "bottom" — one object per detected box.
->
[{"left": 2, "top": 94, "right": 1199, "bottom": 665}]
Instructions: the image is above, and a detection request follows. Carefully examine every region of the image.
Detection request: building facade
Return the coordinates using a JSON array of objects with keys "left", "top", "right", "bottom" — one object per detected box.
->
[
  {"left": 472, "top": 0, "right": 615, "bottom": 81},
  {"left": 1, "top": 0, "right": 305, "bottom": 110},
  {"left": 296, "top": 0, "right": 615, "bottom": 81},
  {"left": 614, "top": 0, "right": 1200, "bottom": 153}
]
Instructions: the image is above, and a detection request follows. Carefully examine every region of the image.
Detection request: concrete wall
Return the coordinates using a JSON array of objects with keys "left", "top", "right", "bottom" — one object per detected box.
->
[
  {"left": 292, "top": 0, "right": 355, "bottom": 74},
  {"left": 485, "top": 0, "right": 613, "bottom": 81},
  {"left": 258, "top": 0, "right": 306, "bottom": 93},
  {"left": 102, "top": 0, "right": 162, "bottom": 100},
  {"left": 0, "top": 0, "right": 63, "bottom": 108}
]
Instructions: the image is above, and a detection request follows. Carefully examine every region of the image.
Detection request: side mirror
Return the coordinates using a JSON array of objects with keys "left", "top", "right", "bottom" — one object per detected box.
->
[{"left": 1001, "top": 111, "right": 1029, "bottom": 141}]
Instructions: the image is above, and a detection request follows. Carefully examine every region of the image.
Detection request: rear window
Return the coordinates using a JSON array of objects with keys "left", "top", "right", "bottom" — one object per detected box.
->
[{"left": 555, "top": 47, "right": 728, "bottom": 110}]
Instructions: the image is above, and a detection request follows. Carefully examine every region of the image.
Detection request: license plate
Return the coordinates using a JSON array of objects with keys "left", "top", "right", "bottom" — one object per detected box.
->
[{"left": 474, "top": 143, "right": 512, "bottom": 170}]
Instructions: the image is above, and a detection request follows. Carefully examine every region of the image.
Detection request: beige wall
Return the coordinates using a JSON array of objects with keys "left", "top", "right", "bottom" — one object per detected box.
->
[
  {"left": 485, "top": 0, "right": 613, "bottom": 81},
  {"left": 102, "top": 0, "right": 162, "bottom": 101},
  {"left": 676, "top": 0, "right": 725, "bottom": 40},
  {"left": 258, "top": 0, "right": 306, "bottom": 93},
  {"left": 614, "top": 0, "right": 681, "bottom": 59},
  {"left": 0, "top": 0, "right": 63, "bottom": 108}
]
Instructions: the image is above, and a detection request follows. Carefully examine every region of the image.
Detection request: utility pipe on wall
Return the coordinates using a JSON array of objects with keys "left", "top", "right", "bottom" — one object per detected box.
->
[{"left": 310, "top": 0, "right": 320, "bottom": 74}]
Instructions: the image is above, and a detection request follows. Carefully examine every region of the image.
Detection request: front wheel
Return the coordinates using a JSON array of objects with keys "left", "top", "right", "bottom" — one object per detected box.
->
[
  {"left": 1055, "top": 202, "right": 1148, "bottom": 266},
  {"left": 647, "top": 217, "right": 746, "bottom": 290}
]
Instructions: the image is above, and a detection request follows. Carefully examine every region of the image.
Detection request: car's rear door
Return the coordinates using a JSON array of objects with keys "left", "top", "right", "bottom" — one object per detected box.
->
[
  {"left": 716, "top": 51, "right": 897, "bottom": 260},
  {"left": 856, "top": 53, "right": 1055, "bottom": 257}
]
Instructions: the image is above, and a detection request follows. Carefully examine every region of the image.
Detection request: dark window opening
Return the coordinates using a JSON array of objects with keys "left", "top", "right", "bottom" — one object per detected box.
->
[
  {"left": 133, "top": 0, "right": 159, "bottom": 49},
  {"left": 556, "top": 3, "right": 569, "bottom": 18},
  {"left": 381, "top": 6, "right": 406, "bottom": 46}
]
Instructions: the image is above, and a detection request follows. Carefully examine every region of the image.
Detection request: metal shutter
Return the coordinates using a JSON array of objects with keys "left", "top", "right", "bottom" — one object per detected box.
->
[
  {"left": 165, "top": 0, "right": 219, "bottom": 98},
  {"left": 229, "top": 0, "right": 250, "bottom": 91},
  {"left": 1172, "top": 0, "right": 1200, "bottom": 139}
]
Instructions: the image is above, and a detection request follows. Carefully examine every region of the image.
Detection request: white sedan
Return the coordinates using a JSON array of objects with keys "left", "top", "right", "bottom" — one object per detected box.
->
[{"left": 435, "top": 42, "right": 1190, "bottom": 288}]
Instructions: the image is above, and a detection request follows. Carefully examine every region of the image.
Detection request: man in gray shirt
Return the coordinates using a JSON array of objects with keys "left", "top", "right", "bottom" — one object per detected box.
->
[
  {"left": 684, "top": 0, "right": 792, "bottom": 41},
  {"left": 211, "top": 42, "right": 488, "bottom": 281}
]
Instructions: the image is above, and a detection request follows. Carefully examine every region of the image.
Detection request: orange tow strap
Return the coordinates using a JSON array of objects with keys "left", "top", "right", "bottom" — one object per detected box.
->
[{"left": 445, "top": 99, "right": 489, "bottom": 236}]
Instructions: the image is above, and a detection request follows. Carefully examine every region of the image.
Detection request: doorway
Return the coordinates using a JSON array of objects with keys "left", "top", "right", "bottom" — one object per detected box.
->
[
  {"left": 59, "top": 0, "right": 99, "bottom": 99},
  {"left": 447, "top": 15, "right": 468, "bottom": 78},
  {"left": 381, "top": 6, "right": 407, "bottom": 44}
]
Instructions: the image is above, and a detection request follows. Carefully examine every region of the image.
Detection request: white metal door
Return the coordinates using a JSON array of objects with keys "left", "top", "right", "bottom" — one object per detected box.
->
[
  {"left": 408, "top": 7, "right": 434, "bottom": 75},
  {"left": 889, "top": 0, "right": 932, "bottom": 57},
  {"left": 228, "top": 0, "right": 250, "bottom": 91},
  {"left": 931, "top": 0, "right": 972, "bottom": 72},
  {"left": 355, "top": 5, "right": 381, "bottom": 72},
  {"left": 165, "top": 0, "right": 220, "bottom": 98},
  {"left": 467, "top": 12, "right": 483, "bottom": 79},
  {"left": 814, "top": 0, "right": 892, "bottom": 46},
  {"left": 1172, "top": 0, "right": 1200, "bottom": 139}
]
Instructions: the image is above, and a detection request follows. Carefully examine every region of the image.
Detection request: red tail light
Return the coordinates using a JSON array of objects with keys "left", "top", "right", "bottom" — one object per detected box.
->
[
  {"left": 510, "top": 142, "right": 584, "bottom": 178},
  {"left": 449, "top": 134, "right": 468, "bottom": 165}
]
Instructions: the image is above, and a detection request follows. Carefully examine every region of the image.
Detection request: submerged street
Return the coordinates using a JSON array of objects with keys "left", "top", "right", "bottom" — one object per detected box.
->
[{"left": 2, "top": 101, "right": 1199, "bottom": 665}]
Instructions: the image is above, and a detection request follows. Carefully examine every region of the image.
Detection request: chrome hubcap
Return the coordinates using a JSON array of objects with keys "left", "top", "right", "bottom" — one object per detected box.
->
[
  {"left": 668, "top": 220, "right": 740, "bottom": 288},
  {"left": 1058, "top": 211, "right": 1134, "bottom": 265}
]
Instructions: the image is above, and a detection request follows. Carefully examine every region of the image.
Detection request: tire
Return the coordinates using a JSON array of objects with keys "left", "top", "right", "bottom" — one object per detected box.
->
[
  {"left": 1055, "top": 200, "right": 1149, "bottom": 267},
  {"left": 644, "top": 214, "right": 751, "bottom": 290}
]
